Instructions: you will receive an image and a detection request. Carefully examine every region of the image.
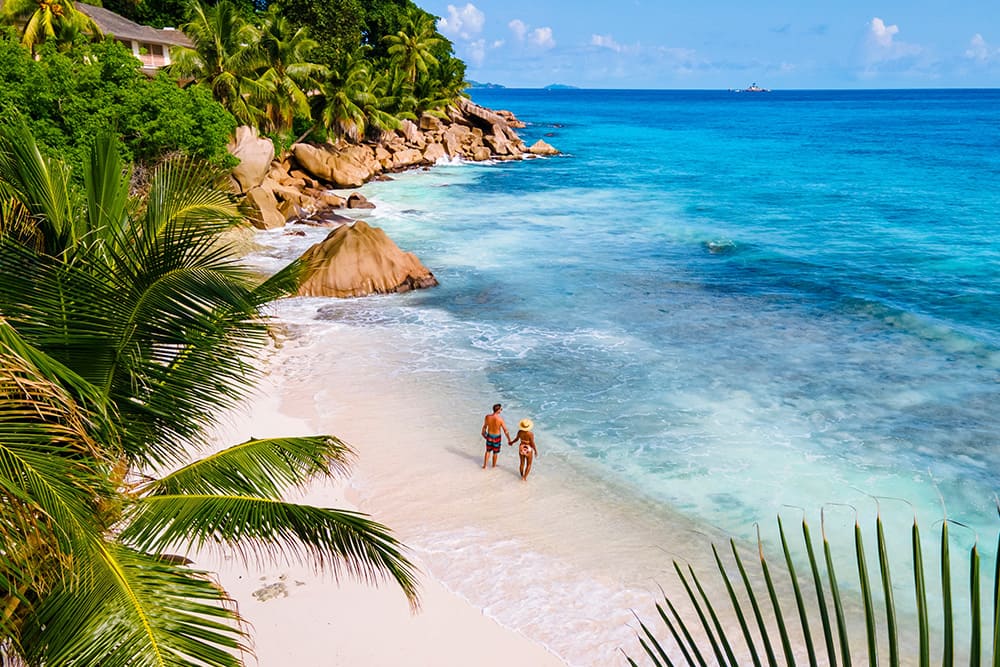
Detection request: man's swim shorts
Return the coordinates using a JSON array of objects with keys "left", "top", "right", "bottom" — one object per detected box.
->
[{"left": 485, "top": 432, "right": 502, "bottom": 453}]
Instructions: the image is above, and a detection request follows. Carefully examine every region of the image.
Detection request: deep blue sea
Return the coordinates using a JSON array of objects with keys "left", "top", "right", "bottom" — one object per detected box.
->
[{"left": 252, "top": 91, "right": 998, "bottom": 647}]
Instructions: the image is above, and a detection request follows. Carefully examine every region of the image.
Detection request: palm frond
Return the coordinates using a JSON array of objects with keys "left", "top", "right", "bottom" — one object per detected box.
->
[
  {"left": 20, "top": 542, "right": 248, "bottom": 667},
  {"left": 119, "top": 494, "right": 420, "bottom": 609},
  {"left": 82, "top": 130, "right": 132, "bottom": 255},
  {"left": 0, "top": 337, "right": 114, "bottom": 645},
  {"left": 145, "top": 435, "right": 353, "bottom": 498},
  {"left": 0, "top": 121, "right": 80, "bottom": 256},
  {"left": 629, "top": 509, "right": 1000, "bottom": 666}
]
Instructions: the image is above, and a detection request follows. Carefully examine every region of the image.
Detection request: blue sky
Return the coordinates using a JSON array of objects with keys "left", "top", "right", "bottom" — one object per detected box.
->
[{"left": 422, "top": 1, "right": 1000, "bottom": 88}]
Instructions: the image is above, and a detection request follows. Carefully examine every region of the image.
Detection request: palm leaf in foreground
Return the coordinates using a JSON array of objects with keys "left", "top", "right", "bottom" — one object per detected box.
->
[
  {"left": 630, "top": 507, "right": 1000, "bottom": 666},
  {"left": 144, "top": 435, "right": 353, "bottom": 498},
  {"left": 21, "top": 543, "right": 247, "bottom": 667},
  {"left": 119, "top": 494, "right": 420, "bottom": 609}
]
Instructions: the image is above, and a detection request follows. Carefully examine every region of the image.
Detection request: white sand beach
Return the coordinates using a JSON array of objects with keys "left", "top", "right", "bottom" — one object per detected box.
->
[
  {"left": 194, "top": 351, "right": 567, "bottom": 666},
  {"left": 183, "top": 302, "right": 746, "bottom": 667},
  {"left": 186, "top": 296, "right": 896, "bottom": 667}
]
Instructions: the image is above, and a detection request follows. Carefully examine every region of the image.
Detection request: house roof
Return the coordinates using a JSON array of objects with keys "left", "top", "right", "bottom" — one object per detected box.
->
[{"left": 76, "top": 3, "right": 192, "bottom": 47}]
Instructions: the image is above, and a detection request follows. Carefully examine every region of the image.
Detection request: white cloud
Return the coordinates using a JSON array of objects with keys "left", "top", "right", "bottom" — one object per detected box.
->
[
  {"left": 491, "top": 39, "right": 505, "bottom": 48},
  {"left": 530, "top": 26, "right": 555, "bottom": 49},
  {"left": 467, "top": 38, "right": 486, "bottom": 65},
  {"left": 508, "top": 19, "right": 528, "bottom": 41},
  {"left": 965, "top": 34, "right": 999, "bottom": 63},
  {"left": 869, "top": 17, "right": 898, "bottom": 48},
  {"left": 591, "top": 34, "right": 622, "bottom": 52},
  {"left": 866, "top": 17, "right": 921, "bottom": 62},
  {"left": 437, "top": 3, "right": 485, "bottom": 40}
]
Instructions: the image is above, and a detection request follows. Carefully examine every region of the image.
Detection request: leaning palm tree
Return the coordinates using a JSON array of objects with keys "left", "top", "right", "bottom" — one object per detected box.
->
[
  {"left": 383, "top": 9, "right": 441, "bottom": 86},
  {"left": 629, "top": 505, "right": 1000, "bottom": 666},
  {"left": 253, "top": 8, "right": 326, "bottom": 133},
  {"left": 171, "top": 0, "right": 264, "bottom": 127},
  {"left": 0, "top": 0, "right": 98, "bottom": 52},
  {"left": 0, "top": 123, "right": 419, "bottom": 666}
]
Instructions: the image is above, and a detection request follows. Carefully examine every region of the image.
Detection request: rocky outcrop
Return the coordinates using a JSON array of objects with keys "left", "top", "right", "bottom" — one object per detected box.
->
[
  {"left": 245, "top": 187, "right": 284, "bottom": 230},
  {"left": 346, "top": 192, "right": 375, "bottom": 209},
  {"left": 528, "top": 139, "right": 560, "bottom": 156},
  {"left": 296, "top": 221, "right": 438, "bottom": 298},
  {"left": 229, "top": 126, "right": 275, "bottom": 193},
  {"left": 233, "top": 101, "right": 553, "bottom": 233}
]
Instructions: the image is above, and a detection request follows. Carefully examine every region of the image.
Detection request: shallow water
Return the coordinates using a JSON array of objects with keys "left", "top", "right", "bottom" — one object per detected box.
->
[{"left": 248, "top": 89, "right": 999, "bottom": 664}]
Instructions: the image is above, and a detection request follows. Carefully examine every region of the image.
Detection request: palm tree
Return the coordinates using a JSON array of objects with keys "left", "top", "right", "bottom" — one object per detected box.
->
[
  {"left": 170, "top": 0, "right": 264, "bottom": 127},
  {"left": 383, "top": 9, "right": 441, "bottom": 86},
  {"left": 0, "top": 123, "right": 419, "bottom": 665},
  {"left": 253, "top": 8, "right": 325, "bottom": 133},
  {"left": 311, "top": 47, "right": 398, "bottom": 143},
  {"left": 629, "top": 506, "right": 1000, "bottom": 666},
  {"left": 0, "top": 0, "right": 98, "bottom": 52}
]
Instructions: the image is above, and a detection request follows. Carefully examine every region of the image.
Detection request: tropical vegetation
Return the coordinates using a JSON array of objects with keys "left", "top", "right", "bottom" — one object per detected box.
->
[
  {"left": 168, "top": 0, "right": 466, "bottom": 145},
  {"left": 0, "top": 122, "right": 419, "bottom": 665},
  {"left": 0, "top": 27, "right": 236, "bottom": 175},
  {"left": 1, "top": 0, "right": 468, "bottom": 168},
  {"left": 0, "top": 0, "right": 473, "bottom": 662},
  {"left": 630, "top": 506, "right": 1000, "bottom": 666}
]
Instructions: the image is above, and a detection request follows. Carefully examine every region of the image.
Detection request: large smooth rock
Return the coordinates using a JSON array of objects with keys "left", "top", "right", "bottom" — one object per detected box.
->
[
  {"left": 423, "top": 142, "right": 447, "bottom": 163},
  {"left": 528, "top": 139, "right": 560, "bottom": 156},
  {"left": 346, "top": 192, "right": 375, "bottom": 209},
  {"left": 229, "top": 126, "right": 275, "bottom": 193},
  {"left": 291, "top": 143, "right": 370, "bottom": 188},
  {"left": 296, "top": 221, "right": 438, "bottom": 298},
  {"left": 245, "top": 187, "right": 284, "bottom": 230},
  {"left": 327, "top": 155, "right": 370, "bottom": 188},
  {"left": 290, "top": 143, "right": 332, "bottom": 182},
  {"left": 392, "top": 148, "right": 425, "bottom": 169},
  {"left": 419, "top": 113, "right": 443, "bottom": 132},
  {"left": 399, "top": 119, "right": 422, "bottom": 144}
]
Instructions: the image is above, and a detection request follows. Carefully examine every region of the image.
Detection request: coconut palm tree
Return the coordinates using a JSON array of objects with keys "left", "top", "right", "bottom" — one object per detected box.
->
[
  {"left": 253, "top": 8, "right": 325, "bottom": 133},
  {"left": 0, "top": 0, "right": 98, "bottom": 52},
  {"left": 0, "top": 123, "right": 419, "bottom": 666},
  {"left": 171, "top": 0, "right": 264, "bottom": 127},
  {"left": 311, "top": 47, "right": 398, "bottom": 143},
  {"left": 629, "top": 506, "right": 1000, "bottom": 666},
  {"left": 383, "top": 9, "right": 441, "bottom": 86}
]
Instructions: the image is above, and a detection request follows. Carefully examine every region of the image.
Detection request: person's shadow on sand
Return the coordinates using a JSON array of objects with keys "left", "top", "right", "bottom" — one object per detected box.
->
[{"left": 445, "top": 445, "right": 522, "bottom": 478}]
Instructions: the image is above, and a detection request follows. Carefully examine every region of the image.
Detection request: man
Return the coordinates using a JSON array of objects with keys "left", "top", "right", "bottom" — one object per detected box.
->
[{"left": 481, "top": 403, "right": 510, "bottom": 469}]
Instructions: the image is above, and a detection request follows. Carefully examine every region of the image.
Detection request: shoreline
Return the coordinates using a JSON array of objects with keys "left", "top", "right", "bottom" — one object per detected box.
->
[
  {"left": 190, "top": 361, "right": 567, "bottom": 666},
  {"left": 211, "top": 302, "right": 742, "bottom": 666}
]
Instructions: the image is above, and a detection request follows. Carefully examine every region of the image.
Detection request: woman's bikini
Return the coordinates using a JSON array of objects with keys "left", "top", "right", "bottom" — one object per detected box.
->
[{"left": 518, "top": 431, "right": 535, "bottom": 457}]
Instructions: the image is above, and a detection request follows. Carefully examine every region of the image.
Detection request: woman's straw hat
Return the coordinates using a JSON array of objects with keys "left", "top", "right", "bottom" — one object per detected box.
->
[{"left": 519, "top": 419, "right": 534, "bottom": 431}]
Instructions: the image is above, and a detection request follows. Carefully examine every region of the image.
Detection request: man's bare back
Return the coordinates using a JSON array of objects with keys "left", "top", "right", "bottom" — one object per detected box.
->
[{"left": 481, "top": 403, "right": 509, "bottom": 468}]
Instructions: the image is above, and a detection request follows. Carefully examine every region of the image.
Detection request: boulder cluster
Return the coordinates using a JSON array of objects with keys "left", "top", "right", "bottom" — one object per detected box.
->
[
  {"left": 227, "top": 98, "right": 559, "bottom": 297},
  {"left": 230, "top": 99, "right": 558, "bottom": 231}
]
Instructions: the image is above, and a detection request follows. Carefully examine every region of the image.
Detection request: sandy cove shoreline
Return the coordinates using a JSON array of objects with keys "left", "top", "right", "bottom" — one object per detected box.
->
[
  {"left": 186, "top": 307, "right": 745, "bottom": 667},
  {"left": 190, "top": 357, "right": 566, "bottom": 667},
  {"left": 186, "top": 301, "right": 892, "bottom": 666}
]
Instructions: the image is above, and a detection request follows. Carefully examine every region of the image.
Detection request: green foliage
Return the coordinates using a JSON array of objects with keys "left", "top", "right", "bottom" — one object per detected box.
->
[
  {"left": 269, "top": 0, "right": 363, "bottom": 67},
  {"left": 0, "top": 30, "right": 235, "bottom": 174},
  {"left": 631, "top": 507, "right": 1000, "bottom": 666},
  {"left": 0, "top": 0, "right": 98, "bottom": 51},
  {"left": 0, "top": 124, "right": 419, "bottom": 666}
]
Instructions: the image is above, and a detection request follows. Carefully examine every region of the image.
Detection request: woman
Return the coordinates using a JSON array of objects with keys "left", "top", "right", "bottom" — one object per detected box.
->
[{"left": 510, "top": 418, "right": 538, "bottom": 481}]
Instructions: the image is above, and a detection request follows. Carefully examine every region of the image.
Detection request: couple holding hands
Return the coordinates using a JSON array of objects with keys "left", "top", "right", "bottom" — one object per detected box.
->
[{"left": 481, "top": 403, "right": 538, "bottom": 481}]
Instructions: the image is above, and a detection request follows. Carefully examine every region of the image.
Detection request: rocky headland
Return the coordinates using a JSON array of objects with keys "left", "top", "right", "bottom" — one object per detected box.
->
[{"left": 227, "top": 98, "right": 557, "bottom": 298}]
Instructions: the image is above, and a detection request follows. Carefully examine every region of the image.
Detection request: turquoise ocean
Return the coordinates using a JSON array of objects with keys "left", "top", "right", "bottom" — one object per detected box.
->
[{"left": 249, "top": 89, "right": 1000, "bottom": 661}]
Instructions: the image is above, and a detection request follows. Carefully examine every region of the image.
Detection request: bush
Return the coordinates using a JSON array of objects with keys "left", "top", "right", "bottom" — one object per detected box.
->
[{"left": 0, "top": 30, "right": 236, "bottom": 173}]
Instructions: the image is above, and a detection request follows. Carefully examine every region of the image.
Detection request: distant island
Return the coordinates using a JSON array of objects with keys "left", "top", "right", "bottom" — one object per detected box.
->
[
  {"left": 466, "top": 80, "right": 507, "bottom": 89},
  {"left": 544, "top": 84, "right": 580, "bottom": 90}
]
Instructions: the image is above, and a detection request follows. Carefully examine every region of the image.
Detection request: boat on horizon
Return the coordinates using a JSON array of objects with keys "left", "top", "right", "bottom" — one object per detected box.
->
[{"left": 729, "top": 82, "right": 771, "bottom": 93}]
